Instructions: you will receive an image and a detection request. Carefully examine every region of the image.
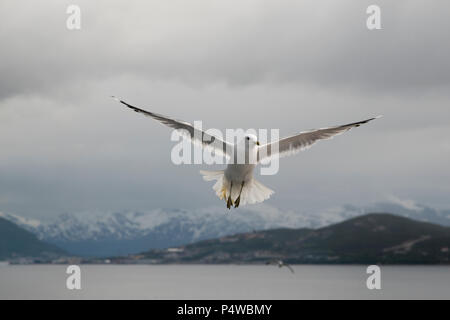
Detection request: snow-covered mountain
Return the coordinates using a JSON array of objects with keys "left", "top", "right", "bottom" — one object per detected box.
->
[
  {"left": 1, "top": 199, "right": 449, "bottom": 257},
  {"left": 1, "top": 205, "right": 323, "bottom": 257}
]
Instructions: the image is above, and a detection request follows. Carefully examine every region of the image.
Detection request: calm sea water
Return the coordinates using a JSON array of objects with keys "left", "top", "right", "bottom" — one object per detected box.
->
[{"left": 0, "top": 264, "right": 449, "bottom": 299}]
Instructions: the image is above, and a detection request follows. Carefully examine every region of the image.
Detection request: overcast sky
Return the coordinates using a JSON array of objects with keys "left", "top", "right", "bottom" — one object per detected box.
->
[{"left": 1, "top": 0, "right": 449, "bottom": 219}]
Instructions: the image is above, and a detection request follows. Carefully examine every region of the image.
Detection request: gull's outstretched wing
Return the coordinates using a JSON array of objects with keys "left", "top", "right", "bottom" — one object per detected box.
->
[
  {"left": 258, "top": 116, "right": 381, "bottom": 162},
  {"left": 265, "top": 260, "right": 277, "bottom": 266},
  {"left": 284, "top": 264, "right": 295, "bottom": 274},
  {"left": 112, "top": 97, "right": 233, "bottom": 158}
]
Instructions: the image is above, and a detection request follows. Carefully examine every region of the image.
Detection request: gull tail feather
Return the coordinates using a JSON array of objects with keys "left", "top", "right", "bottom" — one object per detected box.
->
[
  {"left": 242, "top": 179, "right": 274, "bottom": 205},
  {"left": 199, "top": 170, "right": 225, "bottom": 182},
  {"left": 200, "top": 170, "right": 226, "bottom": 200},
  {"left": 199, "top": 170, "right": 274, "bottom": 206}
]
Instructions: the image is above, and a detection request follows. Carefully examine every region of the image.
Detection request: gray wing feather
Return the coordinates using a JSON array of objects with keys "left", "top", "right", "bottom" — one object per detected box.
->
[
  {"left": 284, "top": 264, "right": 295, "bottom": 274},
  {"left": 112, "top": 97, "right": 233, "bottom": 158},
  {"left": 258, "top": 116, "right": 381, "bottom": 162}
]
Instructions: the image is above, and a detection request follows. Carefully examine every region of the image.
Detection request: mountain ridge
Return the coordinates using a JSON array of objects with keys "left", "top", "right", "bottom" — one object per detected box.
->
[
  {"left": 0, "top": 217, "right": 65, "bottom": 260},
  {"left": 130, "top": 213, "right": 450, "bottom": 264},
  {"left": 1, "top": 200, "right": 449, "bottom": 257}
]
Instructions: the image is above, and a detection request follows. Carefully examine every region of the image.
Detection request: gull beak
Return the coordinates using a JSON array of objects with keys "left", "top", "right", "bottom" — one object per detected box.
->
[{"left": 256, "top": 141, "right": 260, "bottom": 146}]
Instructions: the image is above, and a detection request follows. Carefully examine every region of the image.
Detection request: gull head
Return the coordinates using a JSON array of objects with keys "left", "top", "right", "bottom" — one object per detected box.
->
[{"left": 243, "top": 134, "right": 260, "bottom": 147}]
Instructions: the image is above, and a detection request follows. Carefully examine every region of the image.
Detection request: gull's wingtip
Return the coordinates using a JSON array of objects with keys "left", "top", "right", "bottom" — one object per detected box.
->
[
  {"left": 365, "top": 115, "right": 383, "bottom": 123},
  {"left": 110, "top": 96, "right": 120, "bottom": 102}
]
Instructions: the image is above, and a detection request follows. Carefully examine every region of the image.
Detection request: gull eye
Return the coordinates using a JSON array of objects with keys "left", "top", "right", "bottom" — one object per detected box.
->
[{"left": 246, "top": 137, "right": 250, "bottom": 140}]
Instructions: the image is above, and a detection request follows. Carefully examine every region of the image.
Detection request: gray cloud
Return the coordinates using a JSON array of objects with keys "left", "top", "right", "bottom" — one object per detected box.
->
[
  {"left": 0, "top": 0, "right": 449, "bottom": 218},
  {"left": 2, "top": 0, "right": 450, "bottom": 100}
]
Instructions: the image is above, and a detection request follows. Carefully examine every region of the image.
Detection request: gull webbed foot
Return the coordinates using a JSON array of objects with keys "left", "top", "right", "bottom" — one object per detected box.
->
[
  {"left": 226, "top": 196, "right": 233, "bottom": 209},
  {"left": 234, "top": 196, "right": 241, "bottom": 208},
  {"left": 234, "top": 181, "right": 245, "bottom": 209}
]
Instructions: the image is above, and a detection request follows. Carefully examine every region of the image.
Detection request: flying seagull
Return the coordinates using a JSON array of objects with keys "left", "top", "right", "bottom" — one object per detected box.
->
[
  {"left": 111, "top": 97, "right": 381, "bottom": 209},
  {"left": 265, "top": 259, "right": 295, "bottom": 274}
]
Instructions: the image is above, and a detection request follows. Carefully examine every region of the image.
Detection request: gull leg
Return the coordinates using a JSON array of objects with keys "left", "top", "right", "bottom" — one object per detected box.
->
[
  {"left": 234, "top": 181, "right": 245, "bottom": 208},
  {"left": 227, "top": 182, "right": 233, "bottom": 209}
]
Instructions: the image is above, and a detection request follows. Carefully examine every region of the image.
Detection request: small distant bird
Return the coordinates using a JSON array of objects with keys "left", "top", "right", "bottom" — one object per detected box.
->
[
  {"left": 112, "top": 97, "right": 380, "bottom": 209},
  {"left": 265, "top": 260, "right": 295, "bottom": 273}
]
